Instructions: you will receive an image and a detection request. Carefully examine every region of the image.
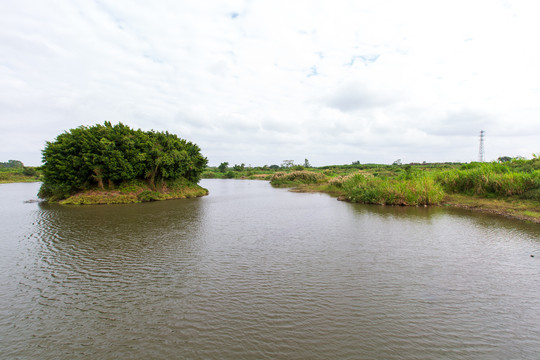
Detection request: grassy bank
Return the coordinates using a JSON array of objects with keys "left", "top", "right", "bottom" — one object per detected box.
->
[
  {"left": 443, "top": 194, "right": 540, "bottom": 222},
  {"left": 261, "top": 160, "right": 539, "bottom": 223},
  {"left": 54, "top": 179, "right": 208, "bottom": 205},
  {"left": 0, "top": 167, "right": 42, "bottom": 184}
]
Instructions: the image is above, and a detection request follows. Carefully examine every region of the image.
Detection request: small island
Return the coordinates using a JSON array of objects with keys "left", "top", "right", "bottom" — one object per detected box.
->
[{"left": 38, "top": 122, "right": 208, "bottom": 204}]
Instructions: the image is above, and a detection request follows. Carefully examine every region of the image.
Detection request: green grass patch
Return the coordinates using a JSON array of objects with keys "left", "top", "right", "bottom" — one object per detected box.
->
[{"left": 0, "top": 167, "right": 42, "bottom": 184}]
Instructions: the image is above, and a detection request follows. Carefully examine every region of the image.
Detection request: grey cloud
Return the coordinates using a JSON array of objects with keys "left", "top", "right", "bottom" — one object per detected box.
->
[
  {"left": 1, "top": 1, "right": 539, "bottom": 167},
  {"left": 422, "top": 110, "right": 493, "bottom": 137},
  {"left": 326, "top": 82, "right": 394, "bottom": 112}
]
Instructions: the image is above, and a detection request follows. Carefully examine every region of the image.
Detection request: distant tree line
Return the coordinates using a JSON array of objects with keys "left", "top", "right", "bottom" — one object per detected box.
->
[
  {"left": 0, "top": 160, "right": 38, "bottom": 177},
  {"left": 0, "top": 160, "right": 24, "bottom": 168},
  {"left": 39, "top": 122, "right": 207, "bottom": 200}
]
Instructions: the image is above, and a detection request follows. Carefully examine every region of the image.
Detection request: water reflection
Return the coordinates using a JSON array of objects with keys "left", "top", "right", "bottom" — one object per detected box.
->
[
  {"left": 31, "top": 197, "right": 207, "bottom": 292},
  {"left": 1, "top": 180, "right": 539, "bottom": 359},
  {"left": 346, "top": 199, "right": 540, "bottom": 240}
]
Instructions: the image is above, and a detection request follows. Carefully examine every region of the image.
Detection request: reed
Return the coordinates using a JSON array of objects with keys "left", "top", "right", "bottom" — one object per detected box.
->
[
  {"left": 341, "top": 173, "right": 445, "bottom": 206},
  {"left": 436, "top": 162, "right": 540, "bottom": 197},
  {"left": 270, "top": 171, "right": 326, "bottom": 186}
]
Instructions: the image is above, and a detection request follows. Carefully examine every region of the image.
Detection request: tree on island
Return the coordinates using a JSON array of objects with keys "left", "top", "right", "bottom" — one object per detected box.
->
[{"left": 38, "top": 122, "right": 208, "bottom": 201}]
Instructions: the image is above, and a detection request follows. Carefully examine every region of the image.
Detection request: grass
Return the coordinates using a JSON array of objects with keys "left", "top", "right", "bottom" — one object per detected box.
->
[
  {"left": 436, "top": 162, "right": 540, "bottom": 197},
  {"left": 270, "top": 171, "right": 326, "bottom": 186},
  {"left": 338, "top": 173, "right": 445, "bottom": 206},
  {"left": 57, "top": 179, "right": 208, "bottom": 205},
  {"left": 0, "top": 168, "right": 42, "bottom": 184},
  {"left": 237, "top": 159, "right": 539, "bottom": 222},
  {"left": 443, "top": 193, "right": 540, "bottom": 223}
]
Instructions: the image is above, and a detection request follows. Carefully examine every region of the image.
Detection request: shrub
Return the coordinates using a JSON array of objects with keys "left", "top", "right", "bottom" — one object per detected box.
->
[
  {"left": 203, "top": 171, "right": 217, "bottom": 179},
  {"left": 22, "top": 167, "right": 37, "bottom": 177},
  {"left": 270, "top": 171, "right": 326, "bottom": 186}
]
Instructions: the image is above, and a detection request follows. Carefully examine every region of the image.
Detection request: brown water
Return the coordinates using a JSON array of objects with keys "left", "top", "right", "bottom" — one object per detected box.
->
[{"left": 1, "top": 180, "right": 539, "bottom": 359}]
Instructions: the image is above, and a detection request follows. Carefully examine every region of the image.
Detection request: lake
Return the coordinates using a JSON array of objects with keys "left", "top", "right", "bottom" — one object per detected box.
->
[{"left": 1, "top": 180, "right": 539, "bottom": 359}]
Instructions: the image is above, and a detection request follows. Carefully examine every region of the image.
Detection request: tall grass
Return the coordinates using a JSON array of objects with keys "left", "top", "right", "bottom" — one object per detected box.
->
[
  {"left": 436, "top": 162, "right": 540, "bottom": 197},
  {"left": 340, "top": 173, "right": 445, "bottom": 206},
  {"left": 270, "top": 171, "right": 326, "bottom": 186}
]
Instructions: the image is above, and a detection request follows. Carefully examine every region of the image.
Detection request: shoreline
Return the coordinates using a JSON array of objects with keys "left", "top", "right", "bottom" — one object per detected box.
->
[
  {"left": 4, "top": 178, "right": 539, "bottom": 223},
  {"left": 56, "top": 184, "right": 208, "bottom": 205},
  {"left": 0, "top": 178, "right": 41, "bottom": 184},
  {"left": 441, "top": 194, "right": 540, "bottom": 224},
  {"left": 283, "top": 183, "right": 540, "bottom": 224}
]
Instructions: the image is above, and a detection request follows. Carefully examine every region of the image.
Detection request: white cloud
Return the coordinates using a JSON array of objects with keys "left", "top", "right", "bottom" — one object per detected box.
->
[{"left": 1, "top": 0, "right": 539, "bottom": 166}]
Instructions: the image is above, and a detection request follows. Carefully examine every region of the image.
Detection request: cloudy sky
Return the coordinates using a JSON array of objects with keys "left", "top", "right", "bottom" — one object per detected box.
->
[{"left": 1, "top": 0, "right": 539, "bottom": 167}]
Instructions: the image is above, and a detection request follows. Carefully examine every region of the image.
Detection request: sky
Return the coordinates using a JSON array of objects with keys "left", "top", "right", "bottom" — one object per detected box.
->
[{"left": 1, "top": 0, "right": 539, "bottom": 167}]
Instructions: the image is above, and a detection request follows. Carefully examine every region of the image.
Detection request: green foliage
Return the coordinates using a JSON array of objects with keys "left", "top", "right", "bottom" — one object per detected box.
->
[
  {"left": 521, "top": 189, "right": 540, "bottom": 201},
  {"left": 218, "top": 162, "right": 229, "bottom": 172},
  {"left": 138, "top": 190, "right": 163, "bottom": 202},
  {"left": 341, "top": 173, "right": 445, "bottom": 206},
  {"left": 0, "top": 164, "right": 41, "bottom": 183},
  {"left": 118, "top": 180, "right": 146, "bottom": 194},
  {"left": 498, "top": 156, "right": 512, "bottom": 162},
  {"left": 224, "top": 171, "right": 236, "bottom": 179},
  {"left": 22, "top": 167, "right": 37, "bottom": 177},
  {"left": 0, "top": 160, "right": 24, "bottom": 168},
  {"left": 60, "top": 193, "right": 139, "bottom": 205},
  {"left": 232, "top": 163, "right": 245, "bottom": 172},
  {"left": 437, "top": 162, "right": 539, "bottom": 197},
  {"left": 56, "top": 178, "right": 207, "bottom": 205},
  {"left": 39, "top": 122, "right": 207, "bottom": 200},
  {"left": 203, "top": 171, "right": 217, "bottom": 178},
  {"left": 270, "top": 171, "right": 326, "bottom": 186}
]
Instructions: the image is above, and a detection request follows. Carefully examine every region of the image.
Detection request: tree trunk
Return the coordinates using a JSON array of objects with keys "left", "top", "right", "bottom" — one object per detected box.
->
[{"left": 93, "top": 168, "right": 104, "bottom": 189}]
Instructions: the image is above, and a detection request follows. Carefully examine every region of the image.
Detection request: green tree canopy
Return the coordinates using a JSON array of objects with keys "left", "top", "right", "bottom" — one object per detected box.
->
[
  {"left": 39, "top": 122, "right": 207, "bottom": 200},
  {"left": 0, "top": 160, "right": 24, "bottom": 168},
  {"left": 218, "top": 162, "right": 229, "bottom": 172}
]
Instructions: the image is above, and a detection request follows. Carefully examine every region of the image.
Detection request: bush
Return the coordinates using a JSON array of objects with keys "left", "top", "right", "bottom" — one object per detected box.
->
[
  {"left": 203, "top": 171, "right": 217, "bottom": 178},
  {"left": 270, "top": 171, "right": 326, "bottom": 186},
  {"left": 22, "top": 167, "right": 37, "bottom": 177}
]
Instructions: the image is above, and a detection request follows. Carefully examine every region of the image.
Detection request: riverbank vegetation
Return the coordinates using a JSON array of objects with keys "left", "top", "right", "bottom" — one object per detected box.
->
[
  {"left": 38, "top": 122, "right": 208, "bottom": 203},
  {"left": 203, "top": 157, "right": 539, "bottom": 222},
  {"left": 0, "top": 160, "right": 41, "bottom": 183},
  {"left": 58, "top": 179, "right": 208, "bottom": 205}
]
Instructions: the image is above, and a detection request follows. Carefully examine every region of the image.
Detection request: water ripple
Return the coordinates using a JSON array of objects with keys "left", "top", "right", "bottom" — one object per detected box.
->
[{"left": 0, "top": 180, "right": 539, "bottom": 359}]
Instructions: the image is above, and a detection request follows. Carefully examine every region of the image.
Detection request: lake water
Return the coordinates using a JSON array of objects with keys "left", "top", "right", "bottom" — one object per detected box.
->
[{"left": 1, "top": 180, "right": 539, "bottom": 359}]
